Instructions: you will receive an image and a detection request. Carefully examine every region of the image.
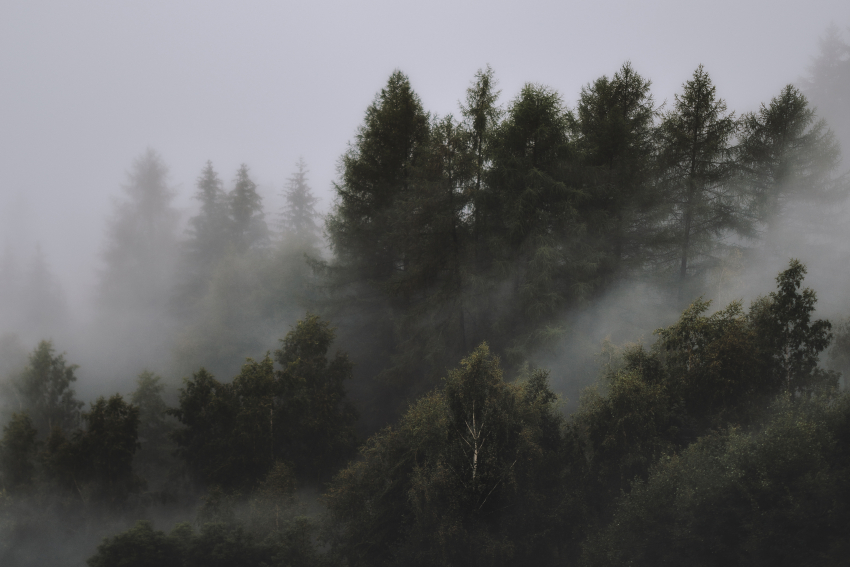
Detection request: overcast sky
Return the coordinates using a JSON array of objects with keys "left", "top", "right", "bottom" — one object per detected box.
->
[{"left": 2, "top": 0, "right": 849, "bottom": 309}]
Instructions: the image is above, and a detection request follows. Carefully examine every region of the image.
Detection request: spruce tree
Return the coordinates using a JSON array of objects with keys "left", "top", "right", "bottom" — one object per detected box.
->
[
  {"left": 326, "top": 70, "right": 430, "bottom": 288},
  {"left": 801, "top": 25, "right": 850, "bottom": 160},
  {"left": 279, "top": 158, "right": 320, "bottom": 246},
  {"left": 228, "top": 164, "right": 267, "bottom": 252},
  {"left": 99, "top": 148, "right": 180, "bottom": 312},
  {"left": 187, "top": 161, "right": 230, "bottom": 266},
  {"left": 487, "top": 83, "right": 588, "bottom": 357},
  {"left": 657, "top": 66, "right": 740, "bottom": 297},
  {"left": 737, "top": 85, "right": 843, "bottom": 230},
  {"left": 573, "top": 62, "right": 660, "bottom": 281}
]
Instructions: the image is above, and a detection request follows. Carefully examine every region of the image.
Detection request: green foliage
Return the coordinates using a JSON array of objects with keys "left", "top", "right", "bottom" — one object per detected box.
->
[
  {"left": 275, "top": 314, "right": 358, "bottom": 477},
  {"left": 88, "top": 518, "right": 324, "bottom": 567},
  {"left": 0, "top": 413, "right": 38, "bottom": 491},
  {"left": 657, "top": 65, "right": 741, "bottom": 291},
  {"left": 43, "top": 394, "right": 142, "bottom": 506},
  {"left": 573, "top": 62, "right": 660, "bottom": 281},
  {"left": 327, "top": 69, "right": 430, "bottom": 286},
  {"left": 130, "top": 371, "right": 175, "bottom": 483},
  {"left": 738, "top": 85, "right": 842, "bottom": 229},
  {"left": 324, "top": 344, "right": 566, "bottom": 566},
  {"left": 567, "top": 260, "right": 837, "bottom": 542},
  {"left": 9, "top": 340, "right": 83, "bottom": 435},
  {"left": 171, "top": 315, "right": 357, "bottom": 488},
  {"left": 749, "top": 258, "right": 837, "bottom": 393},
  {"left": 583, "top": 393, "right": 850, "bottom": 567}
]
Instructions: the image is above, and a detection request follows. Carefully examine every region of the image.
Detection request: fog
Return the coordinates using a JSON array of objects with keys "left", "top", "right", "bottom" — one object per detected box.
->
[
  {"left": 2, "top": 0, "right": 848, "bottom": 312},
  {"left": 2, "top": 2, "right": 850, "bottom": 565}
]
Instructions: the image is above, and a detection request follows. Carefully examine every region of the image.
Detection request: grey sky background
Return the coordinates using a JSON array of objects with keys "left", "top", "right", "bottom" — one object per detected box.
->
[{"left": 2, "top": 0, "right": 849, "bottom": 316}]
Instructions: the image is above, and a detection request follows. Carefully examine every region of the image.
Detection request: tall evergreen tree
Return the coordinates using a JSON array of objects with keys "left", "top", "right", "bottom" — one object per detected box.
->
[
  {"left": 487, "top": 83, "right": 589, "bottom": 357},
  {"left": 326, "top": 70, "right": 430, "bottom": 289},
  {"left": 279, "top": 158, "right": 321, "bottom": 246},
  {"left": 461, "top": 65, "right": 502, "bottom": 267},
  {"left": 573, "top": 62, "right": 660, "bottom": 281},
  {"left": 657, "top": 65, "right": 741, "bottom": 297},
  {"left": 801, "top": 25, "right": 850, "bottom": 161},
  {"left": 389, "top": 114, "right": 475, "bottom": 372},
  {"left": 324, "top": 70, "right": 431, "bottom": 394},
  {"left": 186, "top": 161, "right": 230, "bottom": 270},
  {"left": 99, "top": 148, "right": 180, "bottom": 312},
  {"left": 229, "top": 164, "right": 268, "bottom": 252},
  {"left": 737, "top": 84, "right": 843, "bottom": 231}
]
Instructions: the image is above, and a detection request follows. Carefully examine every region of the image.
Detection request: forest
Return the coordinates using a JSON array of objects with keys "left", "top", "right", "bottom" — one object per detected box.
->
[{"left": 2, "top": 26, "right": 850, "bottom": 567}]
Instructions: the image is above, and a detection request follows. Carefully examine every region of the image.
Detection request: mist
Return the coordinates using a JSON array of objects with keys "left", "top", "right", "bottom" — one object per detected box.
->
[{"left": 2, "top": 2, "right": 850, "bottom": 566}]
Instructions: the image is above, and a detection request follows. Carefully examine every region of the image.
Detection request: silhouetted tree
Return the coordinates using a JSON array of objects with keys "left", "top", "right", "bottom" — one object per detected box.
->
[
  {"left": 656, "top": 65, "right": 741, "bottom": 297},
  {"left": 229, "top": 164, "right": 268, "bottom": 252},
  {"left": 573, "top": 62, "right": 661, "bottom": 281}
]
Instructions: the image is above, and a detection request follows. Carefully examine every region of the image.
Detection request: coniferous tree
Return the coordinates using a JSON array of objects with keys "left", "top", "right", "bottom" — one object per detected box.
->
[
  {"left": 461, "top": 65, "right": 502, "bottom": 267},
  {"left": 487, "top": 83, "right": 589, "bottom": 358},
  {"left": 0, "top": 413, "right": 39, "bottom": 491},
  {"left": 130, "top": 371, "right": 174, "bottom": 483},
  {"left": 573, "top": 62, "right": 661, "bottom": 281},
  {"left": 326, "top": 70, "right": 430, "bottom": 290},
  {"left": 279, "top": 158, "right": 320, "bottom": 246},
  {"left": 229, "top": 164, "right": 268, "bottom": 252},
  {"left": 657, "top": 66, "right": 741, "bottom": 297},
  {"left": 324, "top": 70, "right": 431, "bottom": 393},
  {"left": 99, "top": 148, "right": 180, "bottom": 312},
  {"left": 184, "top": 161, "right": 230, "bottom": 283},
  {"left": 737, "top": 84, "right": 843, "bottom": 230},
  {"left": 801, "top": 25, "right": 850, "bottom": 161}
]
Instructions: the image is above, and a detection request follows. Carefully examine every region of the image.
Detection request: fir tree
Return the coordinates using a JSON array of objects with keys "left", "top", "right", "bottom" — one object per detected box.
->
[
  {"left": 573, "top": 62, "right": 661, "bottom": 281},
  {"left": 229, "top": 164, "right": 268, "bottom": 252},
  {"left": 737, "top": 84, "right": 843, "bottom": 231},
  {"left": 279, "top": 158, "right": 320, "bottom": 246},
  {"left": 99, "top": 148, "right": 180, "bottom": 312},
  {"left": 657, "top": 66, "right": 741, "bottom": 297}
]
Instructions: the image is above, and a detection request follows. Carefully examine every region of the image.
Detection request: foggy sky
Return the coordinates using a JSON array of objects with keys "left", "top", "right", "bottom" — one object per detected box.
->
[{"left": 2, "top": 0, "right": 849, "bottom": 315}]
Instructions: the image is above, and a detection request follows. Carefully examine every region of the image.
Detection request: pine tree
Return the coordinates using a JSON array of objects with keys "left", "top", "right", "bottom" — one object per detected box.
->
[
  {"left": 573, "top": 62, "right": 660, "bottom": 281},
  {"left": 461, "top": 65, "right": 502, "bottom": 267},
  {"left": 228, "top": 164, "right": 268, "bottom": 252},
  {"left": 487, "top": 83, "right": 589, "bottom": 357},
  {"left": 737, "top": 84, "right": 843, "bottom": 231},
  {"left": 801, "top": 25, "right": 850, "bottom": 160},
  {"left": 657, "top": 66, "right": 740, "bottom": 297},
  {"left": 326, "top": 70, "right": 430, "bottom": 288},
  {"left": 99, "top": 148, "right": 180, "bottom": 312},
  {"left": 188, "top": 161, "right": 230, "bottom": 267},
  {"left": 279, "top": 158, "right": 320, "bottom": 246}
]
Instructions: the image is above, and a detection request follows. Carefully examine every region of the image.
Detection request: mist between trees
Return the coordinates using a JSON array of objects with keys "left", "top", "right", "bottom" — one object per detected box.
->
[{"left": 2, "top": 26, "right": 850, "bottom": 567}]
